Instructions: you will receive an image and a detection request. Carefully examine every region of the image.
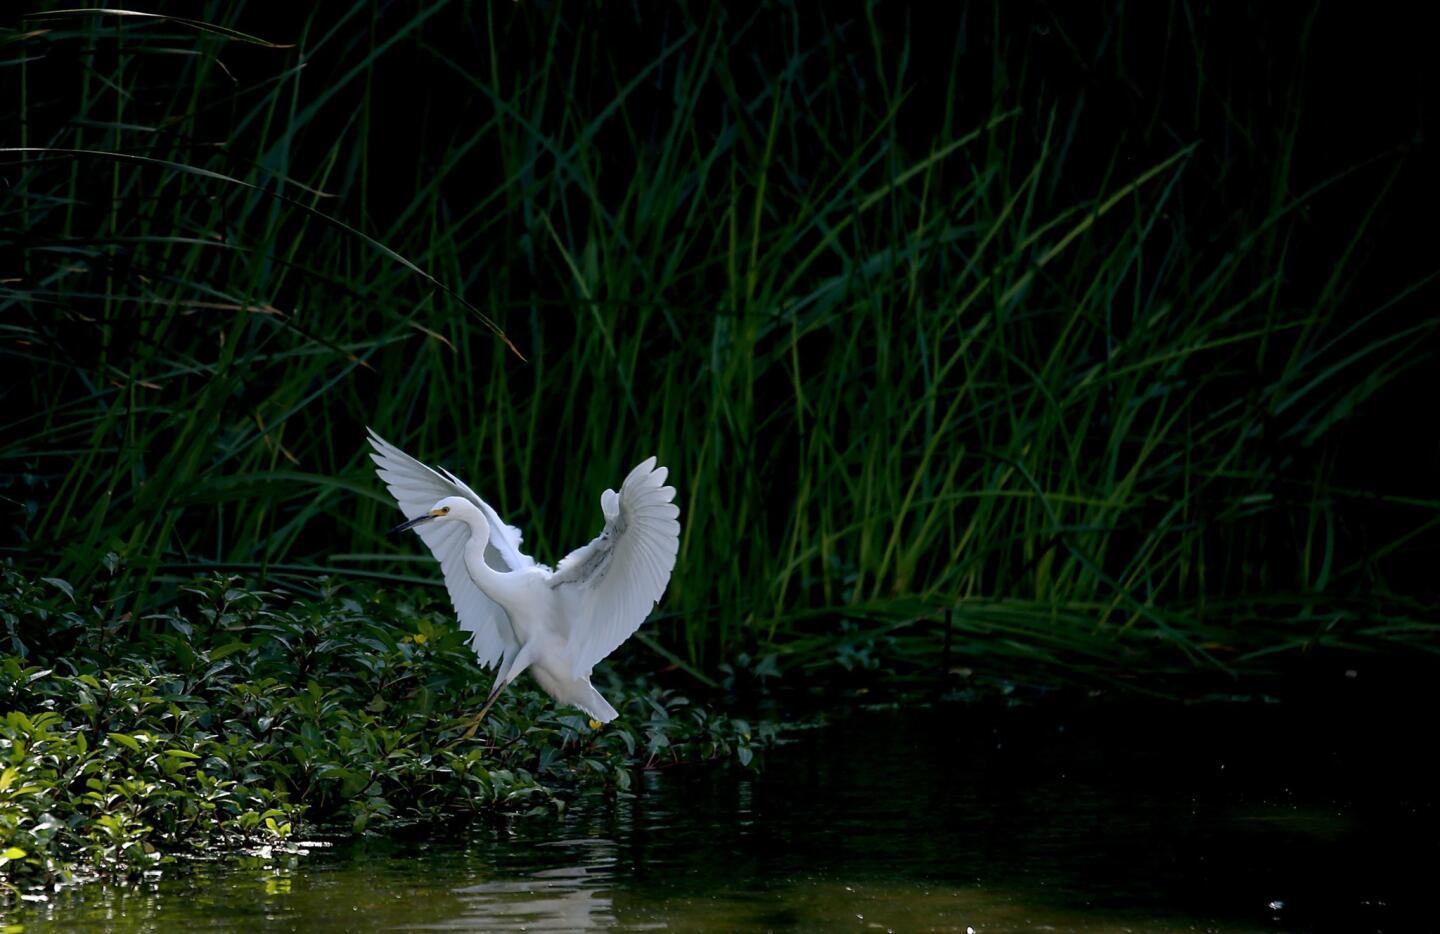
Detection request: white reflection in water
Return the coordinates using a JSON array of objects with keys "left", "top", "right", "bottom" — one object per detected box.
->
[{"left": 413, "top": 838, "right": 616, "bottom": 931}]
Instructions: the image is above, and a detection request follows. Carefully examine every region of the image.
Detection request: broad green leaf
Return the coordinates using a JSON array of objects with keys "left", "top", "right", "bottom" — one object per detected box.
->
[{"left": 108, "top": 732, "right": 142, "bottom": 753}]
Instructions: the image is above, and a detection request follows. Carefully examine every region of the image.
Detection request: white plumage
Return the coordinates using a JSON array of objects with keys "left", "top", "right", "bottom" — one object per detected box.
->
[{"left": 367, "top": 428, "right": 680, "bottom": 724}]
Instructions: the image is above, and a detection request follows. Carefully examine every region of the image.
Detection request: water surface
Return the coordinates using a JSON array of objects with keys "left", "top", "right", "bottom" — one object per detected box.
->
[{"left": 13, "top": 700, "right": 1436, "bottom": 931}]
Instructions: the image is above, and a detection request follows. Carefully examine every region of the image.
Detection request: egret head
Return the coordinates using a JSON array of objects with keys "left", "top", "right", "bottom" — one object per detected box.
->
[{"left": 388, "top": 496, "right": 473, "bottom": 535}]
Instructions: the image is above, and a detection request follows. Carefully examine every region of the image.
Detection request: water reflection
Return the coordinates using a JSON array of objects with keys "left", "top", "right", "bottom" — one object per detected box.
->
[
  {"left": 11, "top": 703, "right": 1437, "bottom": 932},
  {"left": 427, "top": 862, "right": 610, "bottom": 931}
]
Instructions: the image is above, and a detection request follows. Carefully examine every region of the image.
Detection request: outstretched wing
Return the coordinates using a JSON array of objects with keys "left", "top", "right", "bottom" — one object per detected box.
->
[
  {"left": 367, "top": 427, "right": 535, "bottom": 668},
  {"left": 552, "top": 457, "right": 681, "bottom": 678}
]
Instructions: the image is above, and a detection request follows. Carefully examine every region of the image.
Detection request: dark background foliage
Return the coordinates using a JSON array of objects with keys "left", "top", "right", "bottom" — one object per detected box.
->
[{"left": 3, "top": 1, "right": 1436, "bottom": 690}]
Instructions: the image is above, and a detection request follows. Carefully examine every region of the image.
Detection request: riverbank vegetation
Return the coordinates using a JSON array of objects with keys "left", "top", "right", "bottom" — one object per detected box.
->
[{"left": 1, "top": 567, "right": 769, "bottom": 892}]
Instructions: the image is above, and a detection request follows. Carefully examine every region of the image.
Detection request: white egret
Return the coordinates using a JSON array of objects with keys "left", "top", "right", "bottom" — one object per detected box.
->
[{"left": 367, "top": 429, "right": 680, "bottom": 730}]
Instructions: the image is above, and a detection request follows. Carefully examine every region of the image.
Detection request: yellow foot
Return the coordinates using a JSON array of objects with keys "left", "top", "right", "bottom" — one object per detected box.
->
[{"left": 588, "top": 718, "right": 602, "bottom": 731}]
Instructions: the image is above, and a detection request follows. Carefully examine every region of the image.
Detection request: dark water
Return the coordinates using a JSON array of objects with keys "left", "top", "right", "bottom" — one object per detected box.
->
[{"left": 11, "top": 700, "right": 1438, "bottom": 932}]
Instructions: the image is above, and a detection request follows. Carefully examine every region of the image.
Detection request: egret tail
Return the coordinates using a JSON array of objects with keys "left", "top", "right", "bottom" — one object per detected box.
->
[{"left": 564, "top": 679, "right": 618, "bottom": 723}]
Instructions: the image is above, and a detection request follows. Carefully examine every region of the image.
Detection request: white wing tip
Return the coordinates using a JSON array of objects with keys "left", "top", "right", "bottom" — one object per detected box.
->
[
  {"left": 366, "top": 427, "right": 398, "bottom": 456},
  {"left": 624, "top": 456, "right": 668, "bottom": 489}
]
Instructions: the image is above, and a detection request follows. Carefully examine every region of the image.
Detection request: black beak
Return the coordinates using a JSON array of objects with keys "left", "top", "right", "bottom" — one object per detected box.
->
[{"left": 388, "top": 513, "right": 436, "bottom": 536}]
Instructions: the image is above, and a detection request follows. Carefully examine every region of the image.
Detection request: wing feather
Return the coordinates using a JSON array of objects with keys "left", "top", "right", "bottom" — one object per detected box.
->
[
  {"left": 552, "top": 457, "right": 681, "bottom": 678},
  {"left": 367, "top": 428, "right": 534, "bottom": 668}
]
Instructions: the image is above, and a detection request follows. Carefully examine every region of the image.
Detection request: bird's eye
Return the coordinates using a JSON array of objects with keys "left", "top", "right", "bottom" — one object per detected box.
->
[{"left": 440, "top": 506, "right": 450, "bottom": 515}]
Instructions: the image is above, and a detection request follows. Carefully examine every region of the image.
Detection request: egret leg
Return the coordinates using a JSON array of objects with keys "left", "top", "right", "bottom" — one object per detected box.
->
[{"left": 457, "top": 677, "right": 510, "bottom": 740}]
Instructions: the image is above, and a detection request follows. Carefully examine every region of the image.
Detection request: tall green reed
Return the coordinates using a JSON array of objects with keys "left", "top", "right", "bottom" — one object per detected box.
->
[{"left": 2, "top": 2, "right": 1434, "bottom": 686}]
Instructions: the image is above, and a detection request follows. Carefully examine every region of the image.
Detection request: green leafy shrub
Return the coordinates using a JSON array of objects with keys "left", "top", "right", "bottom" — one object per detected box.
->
[{"left": 0, "top": 568, "right": 770, "bottom": 894}]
